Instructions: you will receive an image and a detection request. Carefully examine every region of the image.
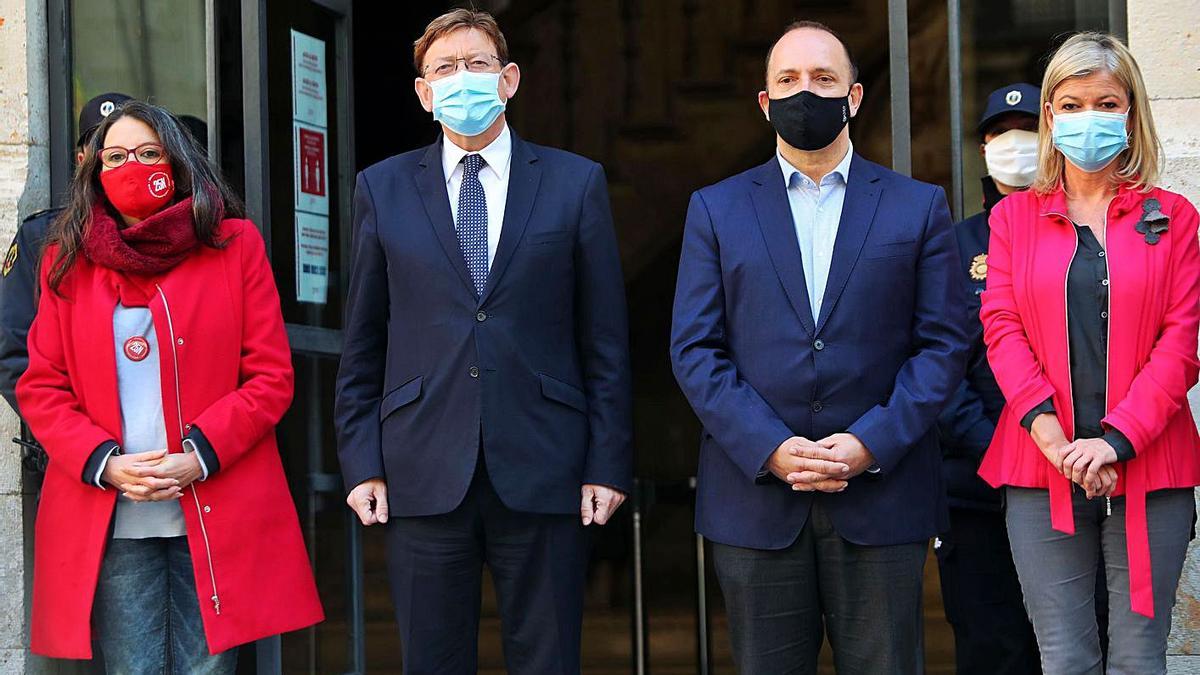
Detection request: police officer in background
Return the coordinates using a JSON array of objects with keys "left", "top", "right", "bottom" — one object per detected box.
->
[
  {"left": 936, "top": 82, "right": 1042, "bottom": 675},
  {"left": 0, "top": 92, "right": 131, "bottom": 473}
]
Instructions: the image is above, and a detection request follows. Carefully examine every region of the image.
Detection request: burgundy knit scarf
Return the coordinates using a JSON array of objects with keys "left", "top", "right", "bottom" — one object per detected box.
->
[{"left": 83, "top": 197, "right": 200, "bottom": 275}]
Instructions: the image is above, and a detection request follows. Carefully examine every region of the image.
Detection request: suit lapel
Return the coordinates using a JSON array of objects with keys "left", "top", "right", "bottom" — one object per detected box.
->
[
  {"left": 479, "top": 134, "right": 541, "bottom": 305},
  {"left": 751, "top": 159, "right": 816, "bottom": 337},
  {"left": 415, "top": 137, "right": 477, "bottom": 299},
  {"left": 815, "top": 155, "right": 881, "bottom": 333}
]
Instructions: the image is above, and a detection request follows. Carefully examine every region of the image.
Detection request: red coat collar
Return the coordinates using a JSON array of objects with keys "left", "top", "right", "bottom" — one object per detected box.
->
[{"left": 1036, "top": 182, "right": 1152, "bottom": 222}]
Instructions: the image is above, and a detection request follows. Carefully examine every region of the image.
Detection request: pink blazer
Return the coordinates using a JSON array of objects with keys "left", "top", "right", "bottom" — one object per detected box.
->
[{"left": 978, "top": 183, "right": 1200, "bottom": 618}]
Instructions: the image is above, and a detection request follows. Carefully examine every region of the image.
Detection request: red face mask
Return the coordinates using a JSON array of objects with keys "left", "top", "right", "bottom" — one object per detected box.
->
[{"left": 99, "top": 162, "right": 176, "bottom": 220}]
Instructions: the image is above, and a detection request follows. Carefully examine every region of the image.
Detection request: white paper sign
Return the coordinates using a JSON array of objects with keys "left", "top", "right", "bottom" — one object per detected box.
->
[
  {"left": 291, "top": 29, "right": 330, "bottom": 304},
  {"left": 291, "top": 30, "right": 327, "bottom": 128},
  {"left": 293, "top": 121, "right": 329, "bottom": 216},
  {"left": 295, "top": 211, "right": 329, "bottom": 304}
]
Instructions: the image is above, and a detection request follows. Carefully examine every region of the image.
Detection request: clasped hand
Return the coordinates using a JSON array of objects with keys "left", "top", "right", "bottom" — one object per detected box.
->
[
  {"left": 101, "top": 449, "right": 204, "bottom": 501},
  {"left": 766, "top": 433, "right": 877, "bottom": 493},
  {"left": 1030, "top": 414, "right": 1119, "bottom": 499}
]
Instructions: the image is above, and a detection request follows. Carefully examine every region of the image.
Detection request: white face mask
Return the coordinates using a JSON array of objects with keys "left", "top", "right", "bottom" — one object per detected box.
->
[{"left": 984, "top": 129, "right": 1039, "bottom": 188}]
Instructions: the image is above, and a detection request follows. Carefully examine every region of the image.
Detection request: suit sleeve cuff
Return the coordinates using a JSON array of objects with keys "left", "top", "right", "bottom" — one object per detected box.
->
[
  {"left": 1103, "top": 428, "right": 1136, "bottom": 462},
  {"left": 1020, "top": 398, "right": 1056, "bottom": 431},
  {"left": 83, "top": 441, "right": 120, "bottom": 488},
  {"left": 184, "top": 426, "right": 220, "bottom": 478}
]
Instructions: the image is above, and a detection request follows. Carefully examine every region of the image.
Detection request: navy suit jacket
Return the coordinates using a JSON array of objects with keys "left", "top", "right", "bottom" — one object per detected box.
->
[
  {"left": 670, "top": 154, "right": 969, "bottom": 549},
  {"left": 335, "top": 132, "right": 633, "bottom": 517}
]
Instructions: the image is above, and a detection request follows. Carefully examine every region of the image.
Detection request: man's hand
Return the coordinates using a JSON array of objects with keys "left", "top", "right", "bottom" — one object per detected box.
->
[
  {"left": 582, "top": 485, "right": 626, "bottom": 526},
  {"left": 101, "top": 449, "right": 181, "bottom": 502},
  {"left": 1030, "top": 412, "right": 1070, "bottom": 474},
  {"left": 767, "top": 436, "right": 849, "bottom": 492},
  {"left": 347, "top": 478, "right": 389, "bottom": 526},
  {"left": 1059, "top": 438, "right": 1118, "bottom": 490},
  {"left": 814, "top": 433, "right": 877, "bottom": 479}
]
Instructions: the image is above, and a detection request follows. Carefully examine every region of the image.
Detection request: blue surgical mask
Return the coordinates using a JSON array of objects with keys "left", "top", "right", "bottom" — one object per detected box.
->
[
  {"left": 428, "top": 71, "right": 506, "bottom": 137},
  {"left": 1051, "top": 110, "right": 1129, "bottom": 172}
]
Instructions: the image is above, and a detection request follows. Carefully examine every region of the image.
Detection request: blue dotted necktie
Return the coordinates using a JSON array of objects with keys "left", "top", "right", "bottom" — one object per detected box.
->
[{"left": 456, "top": 154, "right": 489, "bottom": 296}]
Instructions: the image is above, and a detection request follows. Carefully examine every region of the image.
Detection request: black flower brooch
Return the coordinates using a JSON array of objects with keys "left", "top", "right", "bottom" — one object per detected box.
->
[{"left": 1135, "top": 198, "right": 1169, "bottom": 245}]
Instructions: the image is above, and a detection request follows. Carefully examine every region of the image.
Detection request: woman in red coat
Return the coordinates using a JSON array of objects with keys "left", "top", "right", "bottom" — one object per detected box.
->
[
  {"left": 17, "top": 101, "right": 323, "bottom": 671},
  {"left": 979, "top": 33, "right": 1199, "bottom": 673}
]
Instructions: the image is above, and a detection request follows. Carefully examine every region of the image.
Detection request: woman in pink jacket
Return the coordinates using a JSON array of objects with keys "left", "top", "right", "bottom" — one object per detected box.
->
[{"left": 979, "top": 32, "right": 1199, "bottom": 674}]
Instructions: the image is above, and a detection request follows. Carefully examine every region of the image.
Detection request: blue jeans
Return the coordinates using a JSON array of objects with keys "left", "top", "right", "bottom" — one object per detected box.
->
[{"left": 93, "top": 536, "right": 237, "bottom": 675}]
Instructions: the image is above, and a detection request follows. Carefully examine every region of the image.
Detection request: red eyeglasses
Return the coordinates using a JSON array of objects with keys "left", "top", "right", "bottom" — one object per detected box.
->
[{"left": 99, "top": 143, "right": 167, "bottom": 169}]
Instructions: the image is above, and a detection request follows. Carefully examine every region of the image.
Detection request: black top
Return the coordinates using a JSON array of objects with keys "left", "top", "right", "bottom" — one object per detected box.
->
[{"left": 1020, "top": 224, "right": 1134, "bottom": 461}]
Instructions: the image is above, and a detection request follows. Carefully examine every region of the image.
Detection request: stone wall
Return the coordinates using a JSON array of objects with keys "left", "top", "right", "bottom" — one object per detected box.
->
[
  {"left": 0, "top": 0, "right": 48, "bottom": 672},
  {"left": 1129, "top": 0, "right": 1200, "bottom": 671}
]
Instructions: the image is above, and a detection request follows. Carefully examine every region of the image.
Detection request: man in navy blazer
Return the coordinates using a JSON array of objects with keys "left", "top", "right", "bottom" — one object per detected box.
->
[
  {"left": 334, "top": 9, "right": 632, "bottom": 674},
  {"left": 670, "top": 21, "right": 967, "bottom": 674}
]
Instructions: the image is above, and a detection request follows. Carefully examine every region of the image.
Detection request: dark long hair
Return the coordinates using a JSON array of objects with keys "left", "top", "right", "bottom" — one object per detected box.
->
[{"left": 46, "top": 101, "right": 245, "bottom": 293}]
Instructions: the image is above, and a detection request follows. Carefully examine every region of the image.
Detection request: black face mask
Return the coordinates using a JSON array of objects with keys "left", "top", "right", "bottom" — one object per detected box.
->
[{"left": 768, "top": 90, "right": 851, "bottom": 151}]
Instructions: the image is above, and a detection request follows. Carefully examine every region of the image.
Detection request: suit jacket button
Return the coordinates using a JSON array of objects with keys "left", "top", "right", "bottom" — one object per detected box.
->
[
  {"left": 812, "top": 401, "right": 823, "bottom": 412},
  {"left": 813, "top": 339, "right": 825, "bottom": 351},
  {"left": 476, "top": 311, "right": 488, "bottom": 322},
  {"left": 469, "top": 366, "right": 480, "bottom": 378}
]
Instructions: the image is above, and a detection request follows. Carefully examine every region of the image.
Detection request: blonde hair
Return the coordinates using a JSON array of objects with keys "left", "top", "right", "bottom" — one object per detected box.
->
[{"left": 1033, "top": 32, "right": 1162, "bottom": 194}]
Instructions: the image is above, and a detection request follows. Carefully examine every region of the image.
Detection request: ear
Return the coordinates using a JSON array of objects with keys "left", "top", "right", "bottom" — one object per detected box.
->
[
  {"left": 414, "top": 78, "right": 434, "bottom": 113},
  {"left": 757, "top": 90, "right": 771, "bottom": 121},
  {"left": 76, "top": 150, "right": 86, "bottom": 166},
  {"left": 979, "top": 142, "right": 987, "bottom": 159},
  {"left": 848, "top": 82, "right": 864, "bottom": 117},
  {"left": 498, "top": 62, "right": 520, "bottom": 102},
  {"left": 1043, "top": 100, "right": 1055, "bottom": 133}
]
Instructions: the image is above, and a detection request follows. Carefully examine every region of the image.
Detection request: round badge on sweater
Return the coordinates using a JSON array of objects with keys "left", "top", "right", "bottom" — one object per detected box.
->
[{"left": 123, "top": 336, "right": 150, "bottom": 362}]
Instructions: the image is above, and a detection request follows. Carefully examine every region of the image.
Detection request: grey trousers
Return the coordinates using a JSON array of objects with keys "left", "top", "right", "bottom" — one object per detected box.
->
[
  {"left": 1006, "top": 486, "right": 1194, "bottom": 675},
  {"left": 712, "top": 502, "right": 928, "bottom": 675}
]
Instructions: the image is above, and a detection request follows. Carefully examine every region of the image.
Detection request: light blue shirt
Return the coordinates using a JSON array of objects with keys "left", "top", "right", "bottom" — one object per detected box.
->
[{"left": 777, "top": 142, "right": 853, "bottom": 322}]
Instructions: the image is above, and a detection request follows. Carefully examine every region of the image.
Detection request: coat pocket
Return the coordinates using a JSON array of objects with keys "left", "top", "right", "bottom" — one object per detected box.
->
[
  {"left": 379, "top": 375, "right": 423, "bottom": 421},
  {"left": 863, "top": 239, "right": 917, "bottom": 260},
  {"left": 537, "top": 372, "right": 588, "bottom": 413},
  {"left": 525, "top": 231, "right": 573, "bottom": 246}
]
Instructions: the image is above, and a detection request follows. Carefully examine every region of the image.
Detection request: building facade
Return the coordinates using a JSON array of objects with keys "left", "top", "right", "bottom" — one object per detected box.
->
[{"left": 0, "top": 0, "right": 1198, "bottom": 672}]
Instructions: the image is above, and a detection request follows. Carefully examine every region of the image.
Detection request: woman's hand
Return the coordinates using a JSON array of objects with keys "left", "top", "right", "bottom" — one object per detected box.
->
[
  {"left": 1082, "top": 463, "right": 1119, "bottom": 499},
  {"left": 101, "top": 449, "right": 181, "bottom": 501},
  {"left": 1029, "top": 412, "right": 1070, "bottom": 474},
  {"left": 123, "top": 453, "right": 204, "bottom": 501},
  {"left": 1058, "top": 438, "right": 1118, "bottom": 492}
]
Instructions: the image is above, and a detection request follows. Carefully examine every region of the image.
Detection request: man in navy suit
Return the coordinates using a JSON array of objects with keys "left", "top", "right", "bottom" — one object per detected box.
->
[
  {"left": 334, "top": 9, "right": 632, "bottom": 674},
  {"left": 670, "top": 21, "right": 968, "bottom": 674}
]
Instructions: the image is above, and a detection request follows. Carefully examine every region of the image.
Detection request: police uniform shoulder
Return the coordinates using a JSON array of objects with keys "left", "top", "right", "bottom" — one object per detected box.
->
[
  {"left": 954, "top": 211, "right": 988, "bottom": 237},
  {"left": 21, "top": 207, "right": 62, "bottom": 226}
]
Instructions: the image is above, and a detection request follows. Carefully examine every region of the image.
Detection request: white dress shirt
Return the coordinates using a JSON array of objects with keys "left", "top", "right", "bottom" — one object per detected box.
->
[
  {"left": 777, "top": 142, "right": 854, "bottom": 322},
  {"left": 443, "top": 124, "right": 513, "bottom": 270}
]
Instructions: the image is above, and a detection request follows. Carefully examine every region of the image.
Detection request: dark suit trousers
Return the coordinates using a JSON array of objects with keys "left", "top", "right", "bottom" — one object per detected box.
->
[
  {"left": 712, "top": 501, "right": 927, "bottom": 675},
  {"left": 936, "top": 507, "right": 1041, "bottom": 675},
  {"left": 384, "top": 454, "right": 589, "bottom": 675}
]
